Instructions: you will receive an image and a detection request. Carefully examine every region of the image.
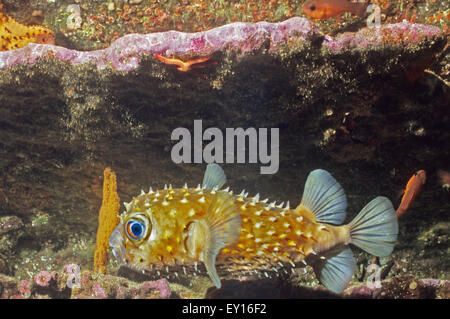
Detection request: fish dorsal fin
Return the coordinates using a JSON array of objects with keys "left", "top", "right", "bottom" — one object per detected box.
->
[
  {"left": 313, "top": 247, "right": 356, "bottom": 294},
  {"left": 202, "top": 163, "right": 227, "bottom": 190},
  {"left": 296, "top": 169, "right": 347, "bottom": 225},
  {"left": 203, "top": 191, "right": 241, "bottom": 288}
]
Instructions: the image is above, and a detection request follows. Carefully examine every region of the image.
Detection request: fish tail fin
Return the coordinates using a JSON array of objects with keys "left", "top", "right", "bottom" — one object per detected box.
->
[
  {"left": 353, "top": 2, "right": 369, "bottom": 18},
  {"left": 348, "top": 196, "right": 398, "bottom": 257},
  {"left": 314, "top": 196, "right": 398, "bottom": 294}
]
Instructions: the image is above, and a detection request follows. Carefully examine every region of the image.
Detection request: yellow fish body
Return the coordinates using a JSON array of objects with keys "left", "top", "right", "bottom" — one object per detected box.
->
[{"left": 110, "top": 164, "right": 398, "bottom": 293}]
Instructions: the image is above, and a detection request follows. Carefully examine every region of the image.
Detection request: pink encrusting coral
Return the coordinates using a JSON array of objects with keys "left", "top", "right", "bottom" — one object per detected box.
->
[
  {"left": 0, "top": 18, "right": 318, "bottom": 72},
  {"left": 140, "top": 279, "right": 170, "bottom": 299},
  {"left": 0, "top": 18, "right": 443, "bottom": 72},
  {"left": 92, "top": 282, "right": 107, "bottom": 298},
  {"left": 34, "top": 270, "right": 52, "bottom": 287},
  {"left": 323, "top": 20, "right": 443, "bottom": 51},
  {"left": 18, "top": 280, "right": 31, "bottom": 297}
]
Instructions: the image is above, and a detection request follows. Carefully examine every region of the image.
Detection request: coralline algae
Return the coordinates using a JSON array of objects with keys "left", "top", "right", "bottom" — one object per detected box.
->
[
  {"left": 0, "top": 17, "right": 443, "bottom": 72},
  {"left": 323, "top": 20, "right": 444, "bottom": 51}
]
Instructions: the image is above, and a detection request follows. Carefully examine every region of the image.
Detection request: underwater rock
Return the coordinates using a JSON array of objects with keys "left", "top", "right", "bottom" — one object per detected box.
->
[
  {"left": 205, "top": 277, "right": 340, "bottom": 299},
  {"left": 0, "top": 268, "right": 171, "bottom": 298},
  {"left": 323, "top": 21, "right": 443, "bottom": 51},
  {"left": 68, "top": 270, "right": 171, "bottom": 299},
  {"left": 1, "top": 264, "right": 447, "bottom": 298},
  {"left": 0, "top": 273, "right": 20, "bottom": 298},
  {"left": 0, "top": 17, "right": 319, "bottom": 71},
  {"left": 0, "top": 216, "right": 24, "bottom": 272},
  {"left": 0, "top": 18, "right": 444, "bottom": 72},
  {"left": 114, "top": 261, "right": 449, "bottom": 299},
  {"left": 344, "top": 276, "right": 450, "bottom": 299},
  {"left": 65, "top": 271, "right": 171, "bottom": 299},
  {"left": 0, "top": 215, "right": 23, "bottom": 236}
]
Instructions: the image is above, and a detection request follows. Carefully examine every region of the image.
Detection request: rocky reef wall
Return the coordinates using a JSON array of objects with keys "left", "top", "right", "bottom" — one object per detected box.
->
[{"left": 0, "top": 16, "right": 448, "bottom": 298}]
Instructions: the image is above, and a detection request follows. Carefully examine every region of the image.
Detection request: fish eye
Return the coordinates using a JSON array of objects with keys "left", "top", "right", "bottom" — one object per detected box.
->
[
  {"left": 125, "top": 214, "right": 150, "bottom": 241},
  {"left": 310, "top": 4, "right": 316, "bottom": 11},
  {"left": 128, "top": 220, "right": 144, "bottom": 238}
]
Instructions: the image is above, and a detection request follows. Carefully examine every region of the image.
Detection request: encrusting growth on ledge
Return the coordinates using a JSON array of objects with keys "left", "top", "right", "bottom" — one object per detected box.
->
[{"left": 94, "top": 167, "right": 120, "bottom": 274}]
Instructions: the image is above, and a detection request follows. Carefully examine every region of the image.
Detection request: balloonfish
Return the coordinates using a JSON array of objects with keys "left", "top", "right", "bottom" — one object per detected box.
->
[
  {"left": 302, "top": 0, "right": 369, "bottom": 20},
  {"left": 110, "top": 164, "right": 398, "bottom": 293}
]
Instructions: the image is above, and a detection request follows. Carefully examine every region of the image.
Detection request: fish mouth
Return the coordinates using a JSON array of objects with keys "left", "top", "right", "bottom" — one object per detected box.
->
[{"left": 109, "top": 222, "right": 126, "bottom": 264}]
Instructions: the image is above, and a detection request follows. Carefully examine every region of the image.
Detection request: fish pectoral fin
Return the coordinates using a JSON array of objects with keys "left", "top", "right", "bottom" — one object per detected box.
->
[
  {"left": 203, "top": 191, "right": 241, "bottom": 288},
  {"left": 298, "top": 169, "right": 347, "bottom": 225},
  {"left": 202, "top": 163, "right": 227, "bottom": 190},
  {"left": 312, "top": 247, "right": 356, "bottom": 294}
]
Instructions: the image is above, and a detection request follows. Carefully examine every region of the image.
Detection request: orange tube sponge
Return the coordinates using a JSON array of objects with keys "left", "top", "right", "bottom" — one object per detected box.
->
[{"left": 94, "top": 167, "right": 120, "bottom": 274}]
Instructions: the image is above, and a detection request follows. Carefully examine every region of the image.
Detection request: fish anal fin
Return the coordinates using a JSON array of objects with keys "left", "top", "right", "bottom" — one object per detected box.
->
[{"left": 312, "top": 247, "right": 356, "bottom": 294}]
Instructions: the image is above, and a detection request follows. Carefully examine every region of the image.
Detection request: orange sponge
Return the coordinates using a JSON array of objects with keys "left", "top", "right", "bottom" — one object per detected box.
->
[{"left": 94, "top": 167, "right": 120, "bottom": 274}]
